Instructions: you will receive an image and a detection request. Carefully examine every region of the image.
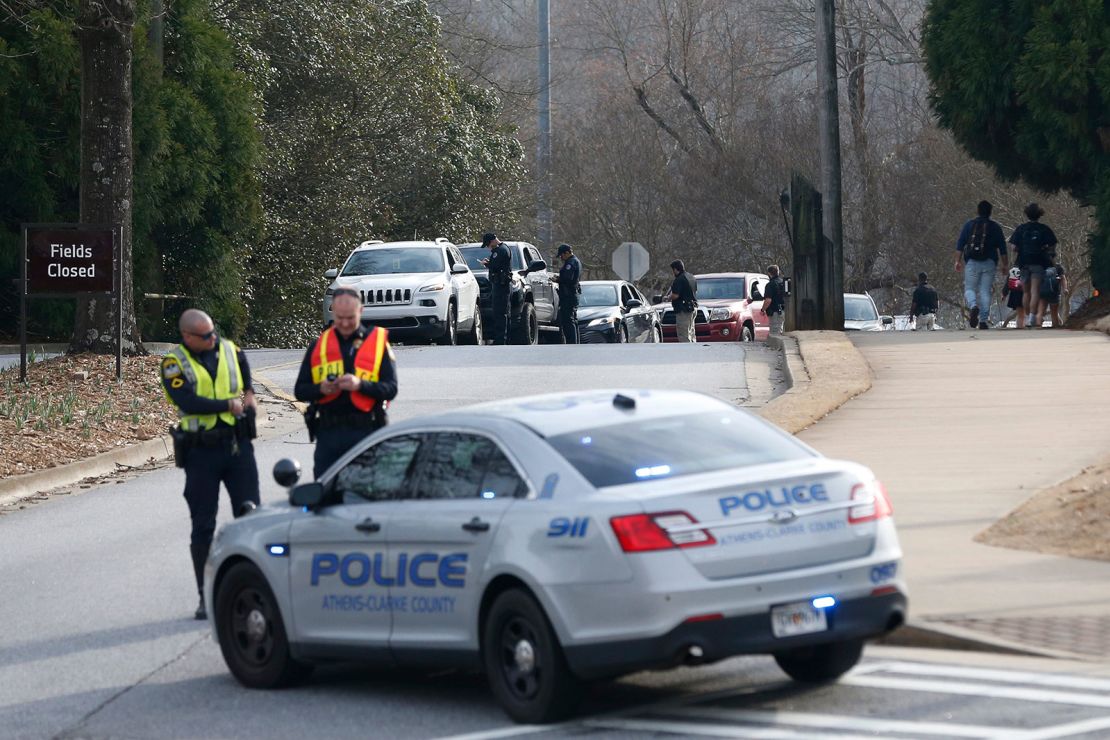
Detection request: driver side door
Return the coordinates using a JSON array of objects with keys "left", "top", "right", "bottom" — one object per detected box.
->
[
  {"left": 523, "top": 244, "right": 556, "bottom": 323},
  {"left": 286, "top": 433, "right": 426, "bottom": 656}
]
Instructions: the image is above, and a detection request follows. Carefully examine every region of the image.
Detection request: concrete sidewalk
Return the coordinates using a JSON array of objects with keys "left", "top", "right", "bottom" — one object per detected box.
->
[{"left": 798, "top": 329, "right": 1110, "bottom": 660}]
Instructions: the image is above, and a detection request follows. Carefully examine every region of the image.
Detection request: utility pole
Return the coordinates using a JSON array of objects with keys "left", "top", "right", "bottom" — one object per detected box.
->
[
  {"left": 536, "top": 0, "right": 553, "bottom": 253},
  {"left": 815, "top": 0, "right": 845, "bottom": 329}
]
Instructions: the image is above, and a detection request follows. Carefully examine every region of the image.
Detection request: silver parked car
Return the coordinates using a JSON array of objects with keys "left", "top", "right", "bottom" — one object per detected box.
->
[
  {"left": 206, "top": 390, "right": 907, "bottom": 723},
  {"left": 844, "top": 293, "right": 894, "bottom": 331}
]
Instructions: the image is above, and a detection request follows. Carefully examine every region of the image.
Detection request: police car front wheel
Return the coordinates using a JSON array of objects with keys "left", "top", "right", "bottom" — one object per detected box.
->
[
  {"left": 482, "top": 589, "right": 582, "bottom": 723},
  {"left": 215, "top": 561, "right": 312, "bottom": 688},
  {"left": 773, "top": 638, "right": 863, "bottom": 683}
]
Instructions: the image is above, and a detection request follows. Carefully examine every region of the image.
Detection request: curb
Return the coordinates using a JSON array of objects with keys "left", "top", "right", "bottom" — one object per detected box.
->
[
  {"left": 0, "top": 435, "right": 172, "bottom": 507},
  {"left": 878, "top": 620, "right": 1091, "bottom": 662},
  {"left": 758, "top": 330, "right": 872, "bottom": 434}
]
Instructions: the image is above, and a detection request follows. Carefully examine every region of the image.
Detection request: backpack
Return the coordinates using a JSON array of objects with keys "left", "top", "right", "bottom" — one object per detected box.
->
[
  {"left": 1040, "top": 266, "right": 1059, "bottom": 299},
  {"left": 1018, "top": 223, "right": 1048, "bottom": 267},
  {"left": 964, "top": 219, "right": 990, "bottom": 261}
]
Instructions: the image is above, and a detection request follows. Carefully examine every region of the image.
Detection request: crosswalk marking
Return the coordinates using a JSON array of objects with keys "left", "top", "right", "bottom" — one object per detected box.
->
[
  {"left": 584, "top": 718, "right": 876, "bottom": 739},
  {"left": 1011, "top": 715, "right": 1110, "bottom": 740},
  {"left": 667, "top": 706, "right": 1003, "bottom": 738},
  {"left": 877, "top": 660, "right": 1110, "bottom": 693},
  {"left": 841, "top": 674, "right": 1110, "bottom": 708}
]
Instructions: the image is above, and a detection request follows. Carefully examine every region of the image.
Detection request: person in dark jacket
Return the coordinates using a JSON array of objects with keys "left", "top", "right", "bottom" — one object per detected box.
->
[
  {"left": 669, "top": 259, "right": 698, "bottom": 342},
  {"left": 954, "top": 200, "right": 1008, "bottom": 329},
  {"left": 1009, "top": 202, "right": 1058, "bottom": 329},
  {"left": 480, "top": 232, "right": 512, "bottom": 345},
  {"left": 760, "top": 265, "right": 787, "bottom": 336},
  {"left": 294, "top": 289, "right": 398, "bottom": 478},
  {"left": 551, "top": 243, "right": 582, "bottom": 344},
  {"left": 909, "top": 272, "right": 939, "bottom": 331},
  {"left": 162, "top": 309, "right": 259, "bottom": 620}
]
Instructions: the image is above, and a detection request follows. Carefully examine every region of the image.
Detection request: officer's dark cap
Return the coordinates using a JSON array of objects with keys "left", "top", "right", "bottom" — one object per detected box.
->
[
  {"left": 481, "top": 232, "right": 497, "bottom": 247},
  {"left": 557, "top": 243, "right": 572, "bottom": 255}
]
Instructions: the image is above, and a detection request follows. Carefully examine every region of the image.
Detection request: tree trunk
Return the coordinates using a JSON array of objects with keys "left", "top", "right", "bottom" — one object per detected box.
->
[
  {"left": 71, "top": 0, "right": 142, "bottom": 355},
  {"left": 845, "top": 43, "right": 881, "bottom": 294}
]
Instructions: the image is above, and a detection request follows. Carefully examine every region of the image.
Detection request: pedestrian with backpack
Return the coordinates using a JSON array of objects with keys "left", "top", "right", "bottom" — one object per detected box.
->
[
  {"left": 1000, "top": 266, "right": 1023, "bottom": 328},
  {"left": 1039, "top": 261, "right": 1067, "bottom": 328},
  {"left": 1009, "top": 202, "right": 1058, "bottom": 329},
  {"left": 954, "top": 200, "right": 1008, "bottom": 329}
]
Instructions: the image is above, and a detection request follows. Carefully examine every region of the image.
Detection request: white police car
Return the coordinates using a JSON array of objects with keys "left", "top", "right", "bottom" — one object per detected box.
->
[{"left": 206, "top": 390, "right": 907, "bottom": 723}]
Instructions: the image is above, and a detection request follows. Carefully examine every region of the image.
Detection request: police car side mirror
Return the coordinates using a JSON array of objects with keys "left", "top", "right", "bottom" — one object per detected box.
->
[
  {"left": 450, "top": 263, "right": 469, "bottom": 274},
  {"left": 526, "top": 259, "right": 546, "bottom": 274},
  {"left": 324, "top": 268, "right": 338, "bottom": 279},
  {"left": 625, "top": 298, "right": 642, "bottom": 309},
  {"left": 652, "top": 294, "right": 663, "bottom": 305},
  {"left": 882, "top": 315, "right": 894, "bottom": 325},
  {"left": 290, "top": 482, "right": 324, "bottom": 508}
]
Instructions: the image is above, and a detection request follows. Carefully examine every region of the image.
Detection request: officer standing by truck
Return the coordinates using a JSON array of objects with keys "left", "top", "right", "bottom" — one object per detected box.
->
[
  {"left": 162, "top": 309, "right": 260, "bottom": 621},
  {"left": 760, "top": 264, "right": 788, "bottom": 337},
  {"left": 295, "top": 288, "right": 398, "bottom": 478},
  {"left": 551, "top": 243, "right": 582, "bottom": 344},
  {"left": 480, "top": 232, "right": 512, "bottom": 345}
]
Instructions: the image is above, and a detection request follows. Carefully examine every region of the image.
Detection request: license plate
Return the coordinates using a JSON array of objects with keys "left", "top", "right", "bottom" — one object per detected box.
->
[{"left": 770, "top": 601, "right": 828, "bottom": 638}]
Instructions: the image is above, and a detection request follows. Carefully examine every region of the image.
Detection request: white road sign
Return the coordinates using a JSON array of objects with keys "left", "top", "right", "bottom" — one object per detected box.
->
[{"left": 612, "top": 241, "right": 649, "bottom": 281}]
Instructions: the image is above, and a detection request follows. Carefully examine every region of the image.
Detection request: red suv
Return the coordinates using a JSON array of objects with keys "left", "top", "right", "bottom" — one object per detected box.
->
[{"left": 655, "top": 272, "right": 770, "bottom": 342}]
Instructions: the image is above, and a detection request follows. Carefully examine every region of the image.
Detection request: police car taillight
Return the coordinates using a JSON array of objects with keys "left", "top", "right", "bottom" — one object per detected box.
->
[
  {"left": 848, "top": 480, "right": 893, "bottom": 524},
  {"left": 610, "top": 511, "right": 716, "bottom": 552}
]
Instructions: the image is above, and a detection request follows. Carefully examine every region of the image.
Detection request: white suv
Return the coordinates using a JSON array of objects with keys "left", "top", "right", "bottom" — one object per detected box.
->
[{"left": 322, "top": 239, "right": 482, "bottom": 345}]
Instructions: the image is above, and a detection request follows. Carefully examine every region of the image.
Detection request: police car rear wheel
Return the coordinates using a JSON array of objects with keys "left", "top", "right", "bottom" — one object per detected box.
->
[
  {"left": 215, "top": 562, "right": 312, "bottom": 688},
  {"left": 773, "top": 638, "right": 863, "bottom": 683},
  {"left": 483, "top": 589, "right": 582, "bottom": 723}
]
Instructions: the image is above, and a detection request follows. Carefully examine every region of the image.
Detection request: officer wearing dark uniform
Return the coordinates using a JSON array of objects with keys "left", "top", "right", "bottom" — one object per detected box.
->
[
  {"left": 551, "top": 243, "right": 582, "bottom": 344},
  {"left": 162, "top": 309, "right": 260, "bottom": 621},
  {"left": 761, "top": 265, "right": 788, "bottom": 336},
  {"left": 295, "top": 288, "right": 398, "bottom": 478},
  {"left": 481, "top": 232, "right": 512, "bottom": 345}
]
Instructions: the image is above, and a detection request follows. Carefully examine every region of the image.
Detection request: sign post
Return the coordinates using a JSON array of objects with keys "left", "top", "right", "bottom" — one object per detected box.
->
[
  {"left": 612, "top": 241, "right": 650, "bottom": 282},
  {"left": 20, "top": 223, "right": 120, "bottom": 381}
]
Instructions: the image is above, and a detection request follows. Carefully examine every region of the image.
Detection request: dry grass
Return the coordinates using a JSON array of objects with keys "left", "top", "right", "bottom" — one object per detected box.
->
[{"left": 0, "top": 353, "right": 179, "bottom": 479}]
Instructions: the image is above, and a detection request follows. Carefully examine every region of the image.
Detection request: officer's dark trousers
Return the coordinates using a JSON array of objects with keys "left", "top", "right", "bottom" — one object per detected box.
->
[
  {"left": 490, "top": 283, "right": 510, "bottom": 345},
  {"left": 558, "top": 301, "right": 579, "bottom": 344},
  {"left": 183, "top": 439, "right": 259, "bottom": 592},
  {"left": 314, "top": 427, "right": 374, "bottom": 479}
]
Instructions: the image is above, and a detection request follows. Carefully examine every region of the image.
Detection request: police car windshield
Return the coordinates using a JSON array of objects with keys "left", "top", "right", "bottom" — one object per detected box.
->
[
  {"left": 458, "top": 246, "right": 524, "bottom": 272},
  {"left": 579, "top": 284, "right": 618, "bottom": 307},
  {"left": 342, "top": 248, "right": 445, "bottom": 276},
  {"left": 697, "top": 278, "right": 745, "bottom": 300},
  {"left": 548, "top": 411, "right": 811, "bottom": 488},
  {"left": 844, "top": 296, "right": 878, "bottom": 321}
]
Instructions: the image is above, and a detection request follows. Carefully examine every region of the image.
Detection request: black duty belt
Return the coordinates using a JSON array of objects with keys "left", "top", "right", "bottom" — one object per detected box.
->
[
  {"left": 188, "top": 426, "right": 237, "bottom": 447},
  {"left": 317, "top": 411, "right": 384, "bottom": 430}
]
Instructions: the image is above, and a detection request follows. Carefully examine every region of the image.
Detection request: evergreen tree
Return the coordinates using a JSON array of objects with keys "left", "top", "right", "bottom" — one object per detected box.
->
[{"left": 923, "top": 0, "right": 1110, "bottom": 287}]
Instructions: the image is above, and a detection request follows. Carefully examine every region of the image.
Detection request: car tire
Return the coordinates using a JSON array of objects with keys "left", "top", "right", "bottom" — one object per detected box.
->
[
  {"left": 511, "top": 302, "right": 538, "bottom": 345},
  {"left": 463, "top": 303, "right": 484, "bottom": 345},
  {"left": 741, "top": 323, "right": 754, "bottom": 342},
  {"left": 773, "top": 639, "right": 864, "bottom": 683},
  {"left": 437, "top": 302, "right": 458, "bottom": 346},
  {"left": 652, "top": 324, "right": 663, "bottom": 343},
  {"left": 614, "top": 323, "right": 628, "bottom": 343},
  {"left": 482, "top": 589, "right": 583, "bottom": 724},
  {"left": 215, "top": 561, "right": 312, "bottom": 689}
]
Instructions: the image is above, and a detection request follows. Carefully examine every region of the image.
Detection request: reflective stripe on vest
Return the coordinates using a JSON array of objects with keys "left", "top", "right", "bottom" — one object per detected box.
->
[
  {"left": 310, "top": 326, "right": 389, "bottom": 411},
  {"left": 163, "top": 339, "right": 242, "bottom": 431}
]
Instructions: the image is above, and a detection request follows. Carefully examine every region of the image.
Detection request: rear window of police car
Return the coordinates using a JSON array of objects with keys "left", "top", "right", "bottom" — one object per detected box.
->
[{"left": 547, "top": 411, "right": 812, "bottom": 488}]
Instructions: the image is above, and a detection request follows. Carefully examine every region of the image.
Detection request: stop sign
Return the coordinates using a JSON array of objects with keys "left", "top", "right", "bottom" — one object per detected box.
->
[{"left": 612, "top": 241, "right": 649, "bottom": 281}]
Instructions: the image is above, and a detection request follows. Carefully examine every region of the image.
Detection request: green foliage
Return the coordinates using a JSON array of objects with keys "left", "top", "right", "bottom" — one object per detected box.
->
[
  {"left": 0, "top": 0, "right": 262, "bottom": 342},
  {"left": 923, "top": 0, "right": 1110, "bottom": 287},
  {"left": 220, "top": 0, "right": 524, "bottom": 346}
]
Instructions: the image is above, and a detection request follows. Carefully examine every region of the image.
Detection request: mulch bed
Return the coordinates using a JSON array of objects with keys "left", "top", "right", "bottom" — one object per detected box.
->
[{"left": 0, "top": 354, "right": 179, "bottom": 479}]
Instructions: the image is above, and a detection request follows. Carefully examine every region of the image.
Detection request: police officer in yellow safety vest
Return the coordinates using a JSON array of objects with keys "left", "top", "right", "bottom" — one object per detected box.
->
[
  {"left": 162, "top": 309, "right": 260, "bottom": 621},
  {"left": 295, "top": 287, "right": 398, "bottom": 478}
]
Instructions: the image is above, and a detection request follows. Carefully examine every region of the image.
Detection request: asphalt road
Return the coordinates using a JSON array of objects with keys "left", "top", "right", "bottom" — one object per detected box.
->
[{"left": 4, "top": 342, "right": 1110, "bottom": 738}]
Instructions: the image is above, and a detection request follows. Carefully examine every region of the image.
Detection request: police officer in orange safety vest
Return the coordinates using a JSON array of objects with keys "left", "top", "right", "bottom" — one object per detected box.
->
[{"left": 294, "top": 287, "right": 398, "bottom": 478}]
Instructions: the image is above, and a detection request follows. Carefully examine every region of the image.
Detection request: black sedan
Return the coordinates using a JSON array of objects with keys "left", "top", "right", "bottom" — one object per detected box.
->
[{"left": 577, "top": 280, "right": 663, "bottom": 343}]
